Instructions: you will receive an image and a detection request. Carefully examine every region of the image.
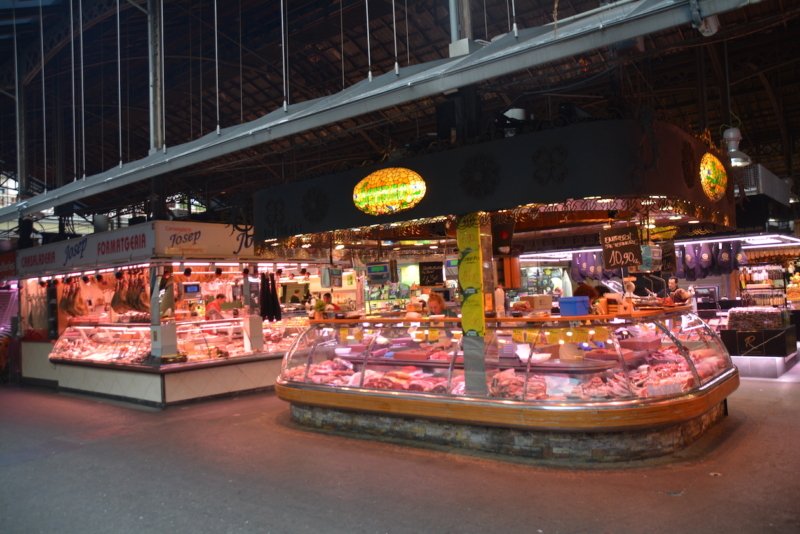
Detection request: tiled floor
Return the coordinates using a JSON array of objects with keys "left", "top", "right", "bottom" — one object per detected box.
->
[{"left": 2, "top": 373, "right": 800, "bottom": 534}]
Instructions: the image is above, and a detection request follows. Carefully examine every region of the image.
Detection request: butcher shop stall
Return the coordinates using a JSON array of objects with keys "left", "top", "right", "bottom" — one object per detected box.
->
[{"left": 17, "top": 221, "right": 306, "bottom": 407}]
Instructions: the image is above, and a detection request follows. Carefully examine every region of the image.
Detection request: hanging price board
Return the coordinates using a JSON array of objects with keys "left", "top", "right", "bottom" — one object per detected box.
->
[{"left": 600, "top": 225, "right": 642, "bottom": 269}]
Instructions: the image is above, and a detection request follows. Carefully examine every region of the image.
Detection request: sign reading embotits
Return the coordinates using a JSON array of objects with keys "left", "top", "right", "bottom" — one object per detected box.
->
[
  {"left": 700, "top": 153, "right": 728, "bottom": 201},
  {"left": 353, "top": 168, "right": 426, "bottom": 216}
]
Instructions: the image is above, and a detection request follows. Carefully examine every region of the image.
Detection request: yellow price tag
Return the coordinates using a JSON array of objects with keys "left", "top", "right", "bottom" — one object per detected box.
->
[
  {"left": 526, "top": 329, "right": 539, "bottom": 344},
  {"left": 542, "top": 329, "right": 560, "bottom": 344},
  {"left": 428, "top": 329, "right": 439, "bottom": 342},
  {"left": 354, "top": 329, "right": 364, "bottom": 341},
  {"left": 512, "top": 329, "right": 525, "bottom": 343},
  {"left": 591, "top": 327, "right": 611, "bottom": 342},
  {"left": 572, "top": 329, "right": 591, "bottom": 344}
]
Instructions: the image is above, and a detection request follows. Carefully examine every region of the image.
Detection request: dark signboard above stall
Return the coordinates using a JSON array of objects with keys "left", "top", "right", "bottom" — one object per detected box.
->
[{"left": 253, "top": 120, "right": 737, "bottom": 243}]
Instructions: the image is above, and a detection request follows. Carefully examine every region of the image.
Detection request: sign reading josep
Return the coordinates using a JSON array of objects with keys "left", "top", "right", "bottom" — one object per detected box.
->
[{"left": 155, "top": 221, "right": 254, "bottom": 257}]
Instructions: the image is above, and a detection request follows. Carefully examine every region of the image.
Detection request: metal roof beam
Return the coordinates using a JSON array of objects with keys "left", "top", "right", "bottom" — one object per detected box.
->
[{"left": 0, "top": 0, "right": 763, "bottom": 224}]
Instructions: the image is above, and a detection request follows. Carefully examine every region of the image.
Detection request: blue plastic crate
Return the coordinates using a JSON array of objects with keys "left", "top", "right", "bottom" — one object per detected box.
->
[{"left": 559, "top": 296, "right": 590, "bottom": 316}]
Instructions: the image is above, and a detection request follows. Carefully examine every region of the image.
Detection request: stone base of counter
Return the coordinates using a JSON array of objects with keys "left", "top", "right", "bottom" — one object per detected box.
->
[{"left": 289, "top": 401, "right": 727, "bottom": 462}]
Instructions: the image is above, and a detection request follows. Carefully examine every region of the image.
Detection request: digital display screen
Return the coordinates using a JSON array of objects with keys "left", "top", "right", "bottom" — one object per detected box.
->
[
  {"left": 445, "top": 259, "right": 458, "bottom": 268},
  {"left": 183, "top": 283, "right": 201, "bottom": 294},
  {"left": 368, "top": 265, "right": 388, "bottom": 274}
]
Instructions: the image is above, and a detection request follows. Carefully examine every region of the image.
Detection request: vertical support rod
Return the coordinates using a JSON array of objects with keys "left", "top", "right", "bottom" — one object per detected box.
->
[
  {"left": 448, "top": 0, "right": 459, "bottom": 42},
  {"left": 697, "top": 47, "right": 708, "bottom": 134},
  {"left": 723, "top": 41, "right": 731, "bottom": 128},
  {"left": 55, "top": 74, "right": 66, "bottom": 189},
  {"left": 459, "top": 0, "right": 472, "bottom": 40},
  {"left": 13, "top": 8, "right": 28, "bottom": 199},
  {"left": 147, "top": 0, "right": 164, "bottom": 154}
]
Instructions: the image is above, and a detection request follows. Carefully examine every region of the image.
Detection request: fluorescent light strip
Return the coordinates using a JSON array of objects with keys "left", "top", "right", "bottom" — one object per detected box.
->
[{"left": 741, "top": 242, "right": 800, "bottom": 250}]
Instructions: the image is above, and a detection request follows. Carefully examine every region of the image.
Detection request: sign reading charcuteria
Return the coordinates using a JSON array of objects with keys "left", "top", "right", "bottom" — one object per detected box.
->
[
  {"left": 353, "top": 168, "right": 426, "bottom": 216},
  {"left": 699, "top": 153, "right": 727, "bottom": 202}
]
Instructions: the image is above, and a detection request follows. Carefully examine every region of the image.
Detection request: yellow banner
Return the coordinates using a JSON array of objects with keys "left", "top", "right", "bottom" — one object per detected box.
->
[
  {"left": 512, "top": 329, "right": 525, "bottom": 343},
  {"left": 457, "top": 218, "right": 485, "bottom": 338}
]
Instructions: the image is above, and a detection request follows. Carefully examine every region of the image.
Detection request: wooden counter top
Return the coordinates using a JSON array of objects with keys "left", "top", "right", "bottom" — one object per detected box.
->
[{"left": 309, "top": 305, "right": 693, "bottom": 325}]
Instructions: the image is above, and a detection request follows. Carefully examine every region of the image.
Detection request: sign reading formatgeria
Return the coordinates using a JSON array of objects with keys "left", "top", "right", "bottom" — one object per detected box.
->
[
  {"left": 699, "top": 153, "right": 728, "bottom": 201},
  {"left": 353, "top": 168, "right": 426, "bottom": 216}
]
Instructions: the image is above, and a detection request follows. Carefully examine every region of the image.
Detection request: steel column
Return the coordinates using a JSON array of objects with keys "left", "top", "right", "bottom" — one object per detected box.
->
[
  {"left": 55, "top": 74, "right": 66, "bottom": 189},
  {"left": 147, "top": 0, "right": 163, "bottom": 153},
  {"left": 15, "top": 44, "right": 28, "bottom": 198}
]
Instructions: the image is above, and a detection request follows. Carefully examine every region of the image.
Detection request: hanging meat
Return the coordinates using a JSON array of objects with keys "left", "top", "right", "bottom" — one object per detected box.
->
[
  {"left": 258, "top": 273, "right": 272, "bottom": 321},
  {"left": 125, "top": 272, "right": 142, "bottom": 312},
  {"left": 111, "top": 276, "right": 129, "bottom": 314},
  {"left": 138, "top": 273, "right": 151, "bottom": 313},
  {"left": 73, "top": 281, "right": 90, "bottom": 317},
  {"left": 58, "top": 280, "right": 71, "bottom": 315},
  {"left": 270, "top": 273, "right": 282, "bottom": 322}
]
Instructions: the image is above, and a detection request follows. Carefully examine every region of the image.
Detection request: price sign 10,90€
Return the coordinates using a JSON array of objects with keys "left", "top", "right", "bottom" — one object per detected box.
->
[{"left": 600, "top": 225, "right": 643, "bottom": 269}]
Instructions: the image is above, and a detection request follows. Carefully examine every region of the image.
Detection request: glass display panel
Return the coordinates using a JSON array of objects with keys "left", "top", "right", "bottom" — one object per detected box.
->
[{"left": 278, "top": 311, "right": 736, "bottom": 404}]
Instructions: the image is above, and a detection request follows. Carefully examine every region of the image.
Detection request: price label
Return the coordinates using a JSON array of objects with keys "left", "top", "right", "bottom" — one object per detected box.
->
[
  {"left": 591, "top": 327, "right": 611, "bottom": 342},
  {"left": 600, "top": 225, "right": 643, "bottom": 269},
  {"left": 572, "top": 329, "right": 591, "bottom": 343},
  {"left": 428, "top": 329, "right": 439, "bottom": 342},
  {"left": 526, "top": 329, "right": 540, "bottom": 344},
  {"left": 542, "top": 329, "right": 561, "bottom": 343},
  {"left": 354, "top": 329, "right": 363, "bottom": 341},
  {"left": 512, "top": 329, "right": 525, "bottom": 343}
]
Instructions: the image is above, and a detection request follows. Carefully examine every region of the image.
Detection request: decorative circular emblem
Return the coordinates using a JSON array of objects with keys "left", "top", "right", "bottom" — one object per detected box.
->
[
  {"left": 263, "top": 198, "right": 285, "bottom": 228},
  {"left": 301, "top": 187, "right": 329, "bottom": 224},
  {"left": 459, "top": 153, "right": 500, "bottom": 197},
  {"left": 353, "top": 168, "right": 426, "bottom": 216},
  {"left": 699, "top": 153, "right": 728, "bottom": 201}
]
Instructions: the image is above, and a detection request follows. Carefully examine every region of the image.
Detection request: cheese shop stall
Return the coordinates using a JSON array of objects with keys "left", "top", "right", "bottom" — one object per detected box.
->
[{"left": 17, "top": 221, "right": 305, "bottom": 407}]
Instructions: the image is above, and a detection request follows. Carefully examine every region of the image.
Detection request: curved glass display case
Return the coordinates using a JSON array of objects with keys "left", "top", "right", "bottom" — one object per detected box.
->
[{"left": 276, "top": 308, "right": 739, "bottom": 431}]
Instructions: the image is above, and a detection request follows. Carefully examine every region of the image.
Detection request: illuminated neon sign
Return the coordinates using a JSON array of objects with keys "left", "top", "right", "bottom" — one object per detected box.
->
[
  {"left": 700, "top": 153, "right": 727, "bottom": 201},
  {"left": 353, "top": 168, "right": 426, "bottom": 216}
]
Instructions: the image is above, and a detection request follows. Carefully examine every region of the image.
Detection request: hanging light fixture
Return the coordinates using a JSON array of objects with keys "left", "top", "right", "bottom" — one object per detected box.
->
[{"left": 722, "top": 127, "right": 751, "bottom": 167}]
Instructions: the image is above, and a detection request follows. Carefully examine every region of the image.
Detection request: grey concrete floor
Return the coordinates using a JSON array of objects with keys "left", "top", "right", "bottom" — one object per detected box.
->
[{"left": 1, "top": 369, "right": 799, "bottom": 534}]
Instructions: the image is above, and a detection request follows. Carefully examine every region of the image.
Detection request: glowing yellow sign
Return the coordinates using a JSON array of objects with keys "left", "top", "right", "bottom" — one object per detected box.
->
[
  {"left": 353, "top": 168, "right": 426, "bottom": 216},
  {"left": 700, "top": 153, "right": 727, "bottom": 201}
]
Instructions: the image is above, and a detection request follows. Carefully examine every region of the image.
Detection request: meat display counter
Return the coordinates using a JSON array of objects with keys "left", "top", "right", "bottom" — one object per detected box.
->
[
  {"left": 49, "top": 316, "right": 309, "bottom": 368},
  {"left": 276, "top": 307, "right": 740, "bottom": 462}
]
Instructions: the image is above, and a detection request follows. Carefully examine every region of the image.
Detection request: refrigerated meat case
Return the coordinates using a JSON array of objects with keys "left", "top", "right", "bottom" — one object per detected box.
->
[
  {"left": 49, "top": 316, "right": 308, "bottom": 367},
  {"left": 276, "top": 307, "right": 739, "bottom": 461}
]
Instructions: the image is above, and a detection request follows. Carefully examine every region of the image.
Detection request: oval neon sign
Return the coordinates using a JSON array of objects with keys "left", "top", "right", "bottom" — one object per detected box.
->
[
  {"left": 353, "top": 168, "right": 427, "bottom": 216},
  {"left": 699, "top": 153, "right": 727, "bottom": 201}
]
